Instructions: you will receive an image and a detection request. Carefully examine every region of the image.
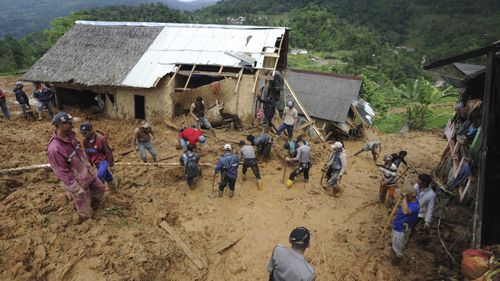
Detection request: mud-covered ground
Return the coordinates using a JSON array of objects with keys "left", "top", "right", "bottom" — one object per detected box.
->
[{"left": 0, "top": 76, "right": 454, "bottom": 280}]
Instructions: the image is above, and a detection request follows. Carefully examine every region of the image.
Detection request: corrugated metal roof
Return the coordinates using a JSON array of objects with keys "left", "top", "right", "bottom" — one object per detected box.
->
[
  {"left": 279, "top": 69, "right": 362, "bottom": 123},
  {"left": 122, "top": 23, "right": 286, "bottom": 88},
  {"left": 453, "top": 63, "right": 486, "bottom": 76}
]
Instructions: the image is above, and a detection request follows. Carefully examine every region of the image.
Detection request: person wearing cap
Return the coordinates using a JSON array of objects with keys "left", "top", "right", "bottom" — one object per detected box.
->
[
  {"left": 13, "top": 81, "right": 31, "bottom": 119},
  {"left": 324, "top": 142, "right": 348, "bottom": 193},
  {"left": 238, "top": 140, "right": 263, "bottom": 190},
  {"left": 47, "top": 112, "right": 105, "bottom": 221},
  {"left": 247, "top": 132, "right": 273, "bottom": 159},
  {"left": 32, "top": 81, "right": 54, "bottom": 120},
  {"left": 214, "top": 144, "right": 239, "bottom": 198},
  {"left": 132, "top": 120, "right": 157, "bottom": 163},
  {"left": 268, "top": 226, "right": 315, "bottom": 281},
  {"left": 285, "top": 139, "right": 311, "bottom": 188},
  {"left": 391, "top": 186, "right": 420, "bottom": 265},
  {"left": 353, "top": 140, "right": 382, "bottom": 161},
  {"left": 80, "top": 122, "right": 117, "bottom": 192},
  {"left": 0, "top": 88, "right": 10, "bottom": 120},
  {"left": 179, "top": 143, "right": 201, "bottom": 189},
  {"left": 413, "top": 173, "right": 436, "bottom": 233},
  {"left": 190, "top": 96, "right": 215, "bottom": 132},
  {"left": 178, "top": 126, "right": 206, "bottom": 152},
  {"left": 276, "top": 100, "right": 298, "bottom": 139}
]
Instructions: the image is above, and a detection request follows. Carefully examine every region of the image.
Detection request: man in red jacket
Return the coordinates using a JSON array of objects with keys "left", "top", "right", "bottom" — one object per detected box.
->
[
  {"left": 80, "top": 122, "right": 117, "bottom": 192},
  {"left": 178, "top": 126, "right": 206, "bottom": 152}
]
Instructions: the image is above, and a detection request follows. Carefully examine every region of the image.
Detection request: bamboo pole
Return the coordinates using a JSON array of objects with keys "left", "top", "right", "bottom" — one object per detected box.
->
[{"left": 0, "top": 162, "right": 214, "bottom": 175}]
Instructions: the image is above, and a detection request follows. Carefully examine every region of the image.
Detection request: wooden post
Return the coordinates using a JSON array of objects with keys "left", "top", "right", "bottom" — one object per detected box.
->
[
  {"left": 166, "top": 65, "right": 180, "bottom": 88},
  {"left": 183, "top": 64, "right": 196, "bottom": 91},
  {"left": 251, "top": 69, "right": 260, "bottom": 95},
  {"left": 159, "top": 221, "right": 205, "bottom": 270},
  {"left": 283, "top": 78, "right": 325, "bottom": 141},
  {"left": 235, "top": 68, "right": 244, "bottom": 116}
]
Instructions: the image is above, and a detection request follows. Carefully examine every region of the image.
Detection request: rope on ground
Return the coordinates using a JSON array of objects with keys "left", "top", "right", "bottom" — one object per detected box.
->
[{"left": 0, "top": 162, "right": 214, "bottom": 174}]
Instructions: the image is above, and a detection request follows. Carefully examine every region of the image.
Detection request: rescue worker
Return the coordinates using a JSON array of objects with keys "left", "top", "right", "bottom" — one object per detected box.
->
[
  {"left": 214, "top": 144, "right": 239, "bottom": 198},
  {"left": 257, "top": 93, "right": 277, "bottom": 127},
  {"left": 47, "top": 112, "right": 105, "bottom": 222},
  {"left": 238, "top": 140, "right": 263, "bottom": 190},
  {"left": 284, "top": 136, "right": 309, "bottom": 158},
  {"left": 286, "top": 139, "right": 311, "bottom": 188},
  {"left": 412, "top": 174, "right": 436, "bottom": 234},
  {"left": 80, "top": 122, "right": 117, "bottom": 192},
  {"left": 132, "top": 120, "right": 157, "bottom": 163},
  {"left": 391, "top": 186, "right": 420, "bottom": 265},
  {"left": 268, "top": 226, "right": 315, "bottom": 281},
  {"left": 32, "top": 81, "right": 54, "bottom": 120},
  {"left": 353, "top": 140, "right": 382, "bottom": 161},
  {"left": 379, "top": 154, "right": 398, "bottom": 205},
  {"left": 276, "top": 100, "right": 298, "bottom": 139},
  {"left": 247, "top": 133, "right": 273, "bottom": 159},
  {"left": 180, "top": 143, "right": 200, "bottom": 189},
  {"left": 178, "top": 126, "right": 206, "bottom": 152},
  {"left": 0, "top": 88, "right": 10, "bottom": 120},
  {"left": 324, "top": 142, "right": 347, "bottom": 193},
  {"left": 13, "top": 81, "right": 31, "bottom": 119},
  {"left": 190, "top": 96, "right": 213, "bottom": 130}
]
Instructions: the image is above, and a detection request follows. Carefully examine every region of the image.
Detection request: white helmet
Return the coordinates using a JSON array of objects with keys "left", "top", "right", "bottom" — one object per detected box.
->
[
  {"left": 286, "top": 100, "right": 294, "bottom": 107},
  {"left": 223, "top": 144, "right": 232, "bottom": 151},
  {"left": 332, "top": 142, "right": 343, "bottom": 149}
]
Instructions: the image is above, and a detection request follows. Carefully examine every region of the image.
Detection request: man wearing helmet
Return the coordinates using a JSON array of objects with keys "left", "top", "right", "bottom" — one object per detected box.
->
[
  {"left": 276, "top": 100, "right": 298, "bottom": 139},
  {"left": 324, "top": 142, "right": 348, "bottom": 195},
  {"left": 47, "top": 112, "right": 105, "bottom": 222},
  {"left": 214, "top": 144, "right": 239, "bottom": 198},
  {"left": 268, "top": 226, "right": 315, "bottom": 281},
  {"left": 132, "top": 120, "right": 157, "bottom": 163}
]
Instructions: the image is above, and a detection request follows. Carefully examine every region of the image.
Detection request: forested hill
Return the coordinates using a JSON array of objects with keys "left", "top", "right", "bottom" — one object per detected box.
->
[{"left": 0, "top": 0, "right": 218, "bottom": 38}]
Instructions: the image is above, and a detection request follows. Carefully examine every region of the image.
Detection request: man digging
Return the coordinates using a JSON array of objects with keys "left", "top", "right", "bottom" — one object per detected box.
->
[
  {"left": 323, "top": 141, "right": 347, "bottom": 196},
  {"left": 238, "top": 140, "right": 263, "bottom": 190},
  {"left": 285, "top": 139, "right": 311, "bottom": 188}
]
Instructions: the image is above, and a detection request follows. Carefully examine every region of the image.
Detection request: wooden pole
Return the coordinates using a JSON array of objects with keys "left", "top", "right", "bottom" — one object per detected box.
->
[
  {"left": 183, "top": 64, "right": 197, "bottom": 91},
  {"left": 166, "top": 65, "right": 180, "bottom": 88},
  {"left": 283, "top": 78, "right": 325, "bottom": 141},
  {"left": 159, "top": 221, "right": 205, "bottom": 270}
]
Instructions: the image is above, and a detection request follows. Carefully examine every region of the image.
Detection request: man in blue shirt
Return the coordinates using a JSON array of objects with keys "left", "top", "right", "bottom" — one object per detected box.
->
[
  {"left": 391, "top": 186, "right": 420, "bottom": 265},
  {"left": 214, "top": 144, "right": 239, "bottom": 198}
]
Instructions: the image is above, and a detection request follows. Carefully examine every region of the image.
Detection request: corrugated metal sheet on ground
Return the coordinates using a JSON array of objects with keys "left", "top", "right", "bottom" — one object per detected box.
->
[{"left": 122, "top": 25, "right": 286, "bottom": 88}]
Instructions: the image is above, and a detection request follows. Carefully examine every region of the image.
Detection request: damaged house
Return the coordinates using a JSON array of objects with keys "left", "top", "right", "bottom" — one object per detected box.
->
[
  {"left": 22, "top": 21, "right": 289, "bottom": 126},
  {"left": 424, "top": 40, "right": 500, "bottom": 248},
  {"left": 275, "top": 69, "right": 373, "bottom": 139}
]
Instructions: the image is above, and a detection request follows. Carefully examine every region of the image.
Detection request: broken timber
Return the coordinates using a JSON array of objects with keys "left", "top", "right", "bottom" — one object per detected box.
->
[
  {"left": 283, "top": 78, "right": 326, "bottom": 141},
  {"left": 210, "top": 232, "right": 245, "bottom": 255},
  {"left": 159, "top": 221, "right": 205, "bottom": 270}
]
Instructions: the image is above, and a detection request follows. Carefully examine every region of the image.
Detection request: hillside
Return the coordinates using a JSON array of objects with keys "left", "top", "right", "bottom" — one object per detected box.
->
[{"left": 0, "top": 0, "right": 218, "bottom": 38}]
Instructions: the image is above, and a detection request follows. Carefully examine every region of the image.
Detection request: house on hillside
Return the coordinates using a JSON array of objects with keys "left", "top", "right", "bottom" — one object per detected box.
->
[
  {"left": 22, "top": 21, "right": 289, "bottom": 125},
  {"left": 275, "top": 69, "right": 373, "bottom": 138},
  {"left": 424, "top": 41, "right": 500, "bottom": 248}
]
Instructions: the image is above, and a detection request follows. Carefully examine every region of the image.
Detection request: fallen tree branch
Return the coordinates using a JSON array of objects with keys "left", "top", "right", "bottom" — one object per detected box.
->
[{"left": 437, "top": 216, "right": 459, "bottom": 266}]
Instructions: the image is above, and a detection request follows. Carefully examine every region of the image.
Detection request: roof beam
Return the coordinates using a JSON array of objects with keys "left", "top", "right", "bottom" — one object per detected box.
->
[
  {"left": 424, "top": 41, "right": 500, "bottom": 70},
  {"left": 183, "top": 64, "right": 196, "bottom": 91}
]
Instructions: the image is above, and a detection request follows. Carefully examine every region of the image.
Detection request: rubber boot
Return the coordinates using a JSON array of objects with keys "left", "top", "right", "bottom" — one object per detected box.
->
[
  {"left": 228, "top": 190, "right": 234, "bottom": 198},
  {"left": 286, "top": 179, "right": 294, "bottom": 188},
  {"left": 37, "top": 111, "right": 42, "bottom": 121},
  {"left": 257, "top": 179, "right": 263, "bottom": 190}
]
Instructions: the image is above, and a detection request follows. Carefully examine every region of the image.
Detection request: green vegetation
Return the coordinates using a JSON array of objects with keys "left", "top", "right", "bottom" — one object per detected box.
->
[{"left": 1, "top": 0, "right": 498, "bottom": 132}]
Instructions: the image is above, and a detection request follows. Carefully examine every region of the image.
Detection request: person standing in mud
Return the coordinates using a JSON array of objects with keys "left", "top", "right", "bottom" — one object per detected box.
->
[
  {"left": 268, "top": 226, "right": 315, "bottom": 281},
  {"left": 323, "top": 142, "right": 347, "bottom": 194},
  {"left": 32, "top": 81, "right": 54, "bottom": 120},
  {"left": 132, "top": 120, "right": 157, "bottom": 163},
  {"left": 238, "top": 140, "right": 263, "bottom": 190},
  {"left": 180, "top": 143, "right": 200, "bottom": 189},
  {"left": 190, "top": 96, "right": 215, "bottom": 131},
  {"left": 247, "top": 133, "right": 273, "bottom": 159},
  {"left": 0, "top": 88, "right": 10, "bottom": 120},
  {"left": 13, "top": 82, "right": 31, "bottom": 119},
  {"left": 391, "top": 186, "right": 420, "bottom": 265},
  {"left": 80, "top": 122, "right": 118, "bottom": 192},
  {"left": 285, "top": 139, "right": 311, "bottom": 188},
  {"left": 214, "top": 144, "right": 239, "bottom": 198},
  {"left": 47, "top": 112, "right": 105, "bottom": 222}
]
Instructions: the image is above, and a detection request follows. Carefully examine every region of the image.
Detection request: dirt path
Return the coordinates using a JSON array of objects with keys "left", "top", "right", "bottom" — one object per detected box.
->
[{"left": 0, "top": 77, "right": 447, "bottom": 280}]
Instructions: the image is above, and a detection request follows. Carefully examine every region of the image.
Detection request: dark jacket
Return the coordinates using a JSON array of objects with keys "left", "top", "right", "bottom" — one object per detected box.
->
[
  {"left": 14, "top": 88, "right": 29, "bottom": 105},
  {"left": 257, "top": 96, "right": 277, "bottom": 118},
  {"left": 33, "top": 86, "right": 53, "bottom": 102}
]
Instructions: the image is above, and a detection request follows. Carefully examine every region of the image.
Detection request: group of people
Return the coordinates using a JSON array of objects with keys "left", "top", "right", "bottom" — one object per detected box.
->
[{"left": 0, "top": 81, "right": 55, "bottom": 121}]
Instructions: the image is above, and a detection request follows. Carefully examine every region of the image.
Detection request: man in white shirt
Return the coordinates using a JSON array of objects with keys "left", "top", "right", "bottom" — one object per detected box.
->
[
  {"left": 276, "top": 100, "right": 298, "bottom": 140},
  {"left": 412, "top": 173, "right": 436, "bottom": 234}
]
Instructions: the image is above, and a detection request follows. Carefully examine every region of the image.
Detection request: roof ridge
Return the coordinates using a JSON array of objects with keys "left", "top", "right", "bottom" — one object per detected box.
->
[{"left": 75, "top": 20, "right": 289, "bottom": 30}]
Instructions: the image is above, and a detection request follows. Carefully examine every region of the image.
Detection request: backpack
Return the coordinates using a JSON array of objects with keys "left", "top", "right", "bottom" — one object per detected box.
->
[{"left": 184, "top": 152, "right": 199, "bottom": 177}]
